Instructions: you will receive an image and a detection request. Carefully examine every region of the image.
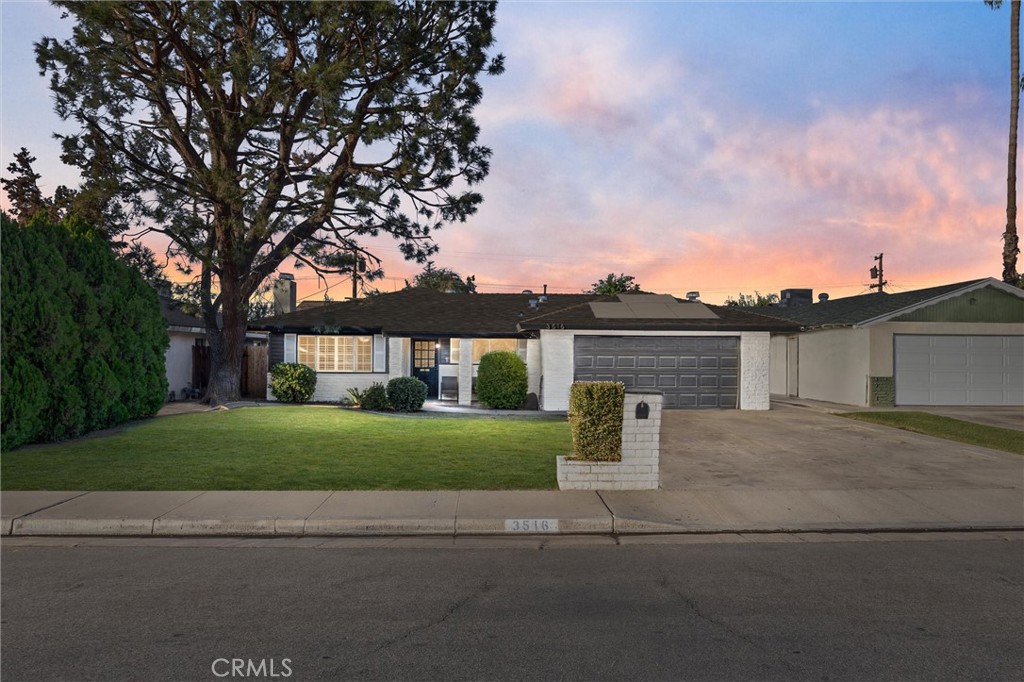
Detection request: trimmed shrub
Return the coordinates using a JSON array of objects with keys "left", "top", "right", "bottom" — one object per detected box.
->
[
  {"left": 359, "top": 382, "right": 390, "bottom": 411},
  {"left": 268, "top": 363, "right": 317, "bottom": 403},
  {"left": 1, "top": 215, "right": 169, "bottom": 450},
  {"left": 476, "top": 350, "right": 527, "bottom": 409},
  {"left": 387, "top": 376, "right": 428, "bottom": 412},
  {"left": 568, "top": 381, "right": 624, "bottom": 461}
]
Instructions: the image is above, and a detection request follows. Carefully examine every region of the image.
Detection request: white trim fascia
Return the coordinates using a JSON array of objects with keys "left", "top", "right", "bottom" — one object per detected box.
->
[{"left": 852, "top": 278, "right": 1021, "bottom": 328}]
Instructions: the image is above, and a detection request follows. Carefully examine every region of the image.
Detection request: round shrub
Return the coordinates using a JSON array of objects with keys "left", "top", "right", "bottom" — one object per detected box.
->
[
  {"left": 359, "top": 382, "right": 390, "bottom": 411},
  {"left": 387, "top": 376, "right": 428, "bottom": 412},
  {"left": 476, "top": 350, "right": 527, "bottom": 409},
  {"left": 268, "top": 362, "right": 317, "bottom": 403}
]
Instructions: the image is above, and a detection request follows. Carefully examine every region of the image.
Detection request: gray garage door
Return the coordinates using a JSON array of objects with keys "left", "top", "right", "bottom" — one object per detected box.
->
[
  {"left": 574, "top": 336, "right": 738, "bottom": 409},
  {"left": 894, "top": 335, "right": 1024, "bottom": 405}
]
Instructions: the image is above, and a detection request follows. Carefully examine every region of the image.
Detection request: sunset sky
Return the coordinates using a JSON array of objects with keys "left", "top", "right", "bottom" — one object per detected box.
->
[{"left": 1, "top": 1, "right": 1015, "bottom": 304}]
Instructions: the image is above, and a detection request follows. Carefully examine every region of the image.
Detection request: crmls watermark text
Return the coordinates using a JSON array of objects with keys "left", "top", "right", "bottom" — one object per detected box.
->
[{"left": 211, "top": 658, "right": 293, "bottom": 678}]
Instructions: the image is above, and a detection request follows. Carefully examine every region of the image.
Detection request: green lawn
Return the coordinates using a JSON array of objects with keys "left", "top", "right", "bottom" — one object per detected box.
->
[
  {"left": 0, "top": 407, "right": 572, "bottom": 490},
  {"left": 839, "top": 411, "right": 1024, "bottom": 456}
]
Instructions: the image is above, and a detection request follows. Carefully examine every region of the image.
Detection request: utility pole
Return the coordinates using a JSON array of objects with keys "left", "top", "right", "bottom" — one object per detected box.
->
[
  {"left": 349, "top": 247, "right": 360, "bottom": 300},
  {"left": 868, "top": 253, "right": 888, "bottom": 293}
]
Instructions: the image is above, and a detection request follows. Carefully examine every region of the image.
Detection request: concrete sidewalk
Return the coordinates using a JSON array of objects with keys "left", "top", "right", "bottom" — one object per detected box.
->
[{"left": 3, "top": 487, "right": 1021, "bottom": 538}]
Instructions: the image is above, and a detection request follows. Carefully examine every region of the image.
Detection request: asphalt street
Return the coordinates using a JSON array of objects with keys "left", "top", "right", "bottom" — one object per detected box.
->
[{"left": 2, "top": 534, "right": 1022, "bottom": 681}]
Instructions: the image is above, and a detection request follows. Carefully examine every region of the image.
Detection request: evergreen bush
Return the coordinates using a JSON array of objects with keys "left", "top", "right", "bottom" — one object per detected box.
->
[
  {"left": 476, "top": 350, "right": 527, "bottom": 409},
  {"left": 268, "top": 362, "right": 317, "bottom": 403},
  {"left": 1, "top": 214, "right": 169, "bottom": 450},
  {"left": 568, "top": 381, "right": 624, "bottom": 461},
  {"left": 359, "top": 382, "right": 389, "bottom": 411},
  {"left": 386, "top": 376, "right": 428, "bottom": 412}
]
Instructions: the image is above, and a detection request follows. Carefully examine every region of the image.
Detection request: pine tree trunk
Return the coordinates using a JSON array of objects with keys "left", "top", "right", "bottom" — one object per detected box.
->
[
  {"left": 203, "top": 276, "right": 247, "bottom": 406},
  {"left": 1004, "top": 0, "right": 1021, "bottom": 284}
]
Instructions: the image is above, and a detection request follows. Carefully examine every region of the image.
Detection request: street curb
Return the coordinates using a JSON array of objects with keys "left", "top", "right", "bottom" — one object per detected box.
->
[{"left": 6, "top": 518, "right": 1021, "bottom": 538}]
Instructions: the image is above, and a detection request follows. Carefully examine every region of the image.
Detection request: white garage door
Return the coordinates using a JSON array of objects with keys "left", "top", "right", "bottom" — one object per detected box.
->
[{"left": 894, "top": 335, "right": 1024, "bottom": 406}]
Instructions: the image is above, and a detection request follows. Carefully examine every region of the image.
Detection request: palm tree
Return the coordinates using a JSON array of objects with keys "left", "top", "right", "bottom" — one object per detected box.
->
[{"left": 987, "top": 0, "right": 1021, "bottom": 284}]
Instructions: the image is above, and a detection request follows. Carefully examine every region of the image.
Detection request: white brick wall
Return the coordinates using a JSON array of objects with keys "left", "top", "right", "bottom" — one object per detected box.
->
[
  {"left": 526, "top": 338, "right": 542, "bottom": 397},
  {"left": 388, "top": 337, "right": 408, "bottom": 381},
  {"left": 458, "top": 338, "right": 474, "bottom": 405},
  {"left": 539, "top": 330, "right": 575, "bottom": 411},
  {"left": 266, "top": 372, "right": 387, "bottom": 402},
  {"left": 739, "top": 331, "right": 771, "bottom": 410},
  {"left": 557, "top": 392, "right": 661, "bottom": 490}
]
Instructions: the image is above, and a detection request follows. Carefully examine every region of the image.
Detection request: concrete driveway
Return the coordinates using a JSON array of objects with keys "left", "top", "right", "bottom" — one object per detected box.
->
[{"left": 659, "top": 405, "right": 1024, "bottom": 492}]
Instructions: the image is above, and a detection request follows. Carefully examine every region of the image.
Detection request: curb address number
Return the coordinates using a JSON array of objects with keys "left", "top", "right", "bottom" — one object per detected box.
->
[{"left": 505, "top": 519, "right": 560, "bottom": 533}]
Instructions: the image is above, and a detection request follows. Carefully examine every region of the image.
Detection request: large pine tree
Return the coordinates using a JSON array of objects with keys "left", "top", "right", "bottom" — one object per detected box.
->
[{"left": 37, "top": 1, "right": 503, "bottom": 403}]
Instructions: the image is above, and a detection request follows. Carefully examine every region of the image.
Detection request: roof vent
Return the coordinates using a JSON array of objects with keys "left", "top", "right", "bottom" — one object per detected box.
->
[
  {"left": 685, "top": 291, "right": 700, "bottom": 301},
  {"left": 818, "top": 293, "right": 830, "bottom": 302},
  {"left": 521, "top": 290, "right": 533, "bottom": 295},
  {"left": 528, "top": 298, "right": 539, "bottom": 309}
]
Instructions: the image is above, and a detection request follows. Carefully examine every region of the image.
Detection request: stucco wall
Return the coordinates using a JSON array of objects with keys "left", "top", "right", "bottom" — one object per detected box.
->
[
  {"left": 165, "top": 331, "right": 201, "bottom": 398},
  {"left": 796, "top": 328, "right": 871, "bottom": 406},
  {"left": 769, "top": 335, "right": 789, "bottom": 396}
]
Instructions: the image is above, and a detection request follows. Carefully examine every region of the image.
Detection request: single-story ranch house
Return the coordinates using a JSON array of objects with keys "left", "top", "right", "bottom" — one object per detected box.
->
[
  {"left": 756, "top": 277, "right": 1024, "bottom": 407},
  {"left": 251, "top": 281, "right": 799, "bottom": 411}
]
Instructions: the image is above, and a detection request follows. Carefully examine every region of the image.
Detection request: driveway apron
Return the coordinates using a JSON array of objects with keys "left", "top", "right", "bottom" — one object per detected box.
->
[{"left": 657, "top": 405, "right": 1024, "bottom": 492}]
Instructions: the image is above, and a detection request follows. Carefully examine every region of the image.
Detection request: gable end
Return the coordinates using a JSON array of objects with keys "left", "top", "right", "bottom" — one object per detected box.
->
[{"left": 891, "top": 286, "right": 1024, "bottom": 323}]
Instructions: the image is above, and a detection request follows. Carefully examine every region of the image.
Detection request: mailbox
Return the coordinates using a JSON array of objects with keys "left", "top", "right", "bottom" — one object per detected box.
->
[{"left": 635, "top": 399, "right": 650, "bottom": 420}]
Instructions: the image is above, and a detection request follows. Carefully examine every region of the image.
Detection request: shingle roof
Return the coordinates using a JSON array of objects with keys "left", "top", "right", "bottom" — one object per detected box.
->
[
  {"left": 251, "top": 289, "right": 800, "bottom": 335},
  {"left": 160, "top": 297, "right": 205, "bottom": 331},
  {"left": 517, "top": 298, "right": 799, "bottom": 332},
  {"left": 751, "top": 279, "right": 993, "bottom": 328}
]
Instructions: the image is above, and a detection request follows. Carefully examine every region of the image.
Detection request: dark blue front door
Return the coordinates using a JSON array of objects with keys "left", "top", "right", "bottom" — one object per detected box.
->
[{"left": 412, "top": 340, "right": 438, "bottom": 398}]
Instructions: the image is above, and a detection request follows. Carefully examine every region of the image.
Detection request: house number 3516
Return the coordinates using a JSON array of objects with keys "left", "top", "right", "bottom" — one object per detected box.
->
[{"left": 505, "top": 519, "right": 559, "bottom": 533}]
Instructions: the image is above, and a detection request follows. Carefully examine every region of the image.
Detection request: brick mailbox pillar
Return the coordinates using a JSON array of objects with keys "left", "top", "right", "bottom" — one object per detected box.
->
[{"left": 557, "top": 391, "right": 662, "bottom": 490}]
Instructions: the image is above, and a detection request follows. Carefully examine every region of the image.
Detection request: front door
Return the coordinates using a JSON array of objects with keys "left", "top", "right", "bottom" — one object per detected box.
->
[{"left": 412, "top": 340, "right": 439, "bottom": 398}]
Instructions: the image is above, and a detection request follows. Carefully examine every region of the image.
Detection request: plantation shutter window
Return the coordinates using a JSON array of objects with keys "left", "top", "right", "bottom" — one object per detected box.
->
[
  {"left": 472, "top": 338, "right": 519, "bottom": 363},
  {"left": 356, "top": 337, "right": 373, "bottom": 372},
  {"left": 297, "top": 336, "right": 315, "bottom": 368},
  {"left": 296, "top": 335, "right": 377, "bottom": 373}
]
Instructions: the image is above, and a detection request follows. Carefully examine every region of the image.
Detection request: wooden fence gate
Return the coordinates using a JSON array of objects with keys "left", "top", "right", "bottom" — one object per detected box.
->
[
  {"left": 241, "top": 345, "right": 268, "bottom": 398},
  {"left": 190, "top": 344, "right": 268, "bottom": 399}
]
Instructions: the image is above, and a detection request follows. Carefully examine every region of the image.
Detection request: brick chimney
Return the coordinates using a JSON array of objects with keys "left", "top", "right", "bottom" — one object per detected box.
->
[{"left": 273, "top": 273, "right": 296, "bottom": 315}]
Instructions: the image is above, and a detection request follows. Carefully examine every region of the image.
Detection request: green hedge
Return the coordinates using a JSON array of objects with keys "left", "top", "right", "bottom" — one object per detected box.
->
[
  {"left": 1, "top": 214, "right": 169, "bottom": 450},
  {"left": 268, "top": 363, "right": 317, "bottom": 403},
  {"left": 387, "top": 376, "right": 428, "bottom": 412},
  {"left": 568, "top": 382, "right": 624, "bottom": 461},
  {"left": 476, "top": 350, "right": 527, "bottom": 409}
]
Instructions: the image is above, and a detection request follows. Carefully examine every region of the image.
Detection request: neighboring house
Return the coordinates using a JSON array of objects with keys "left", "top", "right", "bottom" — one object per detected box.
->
[
  {"left": 250, "top": 280, "right": 798, "bottom": 411},
  {"left": 755, "top": 278, "right": 1024, "bottom": 407},
  {"left": 161, "top": 296, "right": 209, "bottom": 399},
  {"left": 160, "top": 295, "right": 269, "bottom": 400}
]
